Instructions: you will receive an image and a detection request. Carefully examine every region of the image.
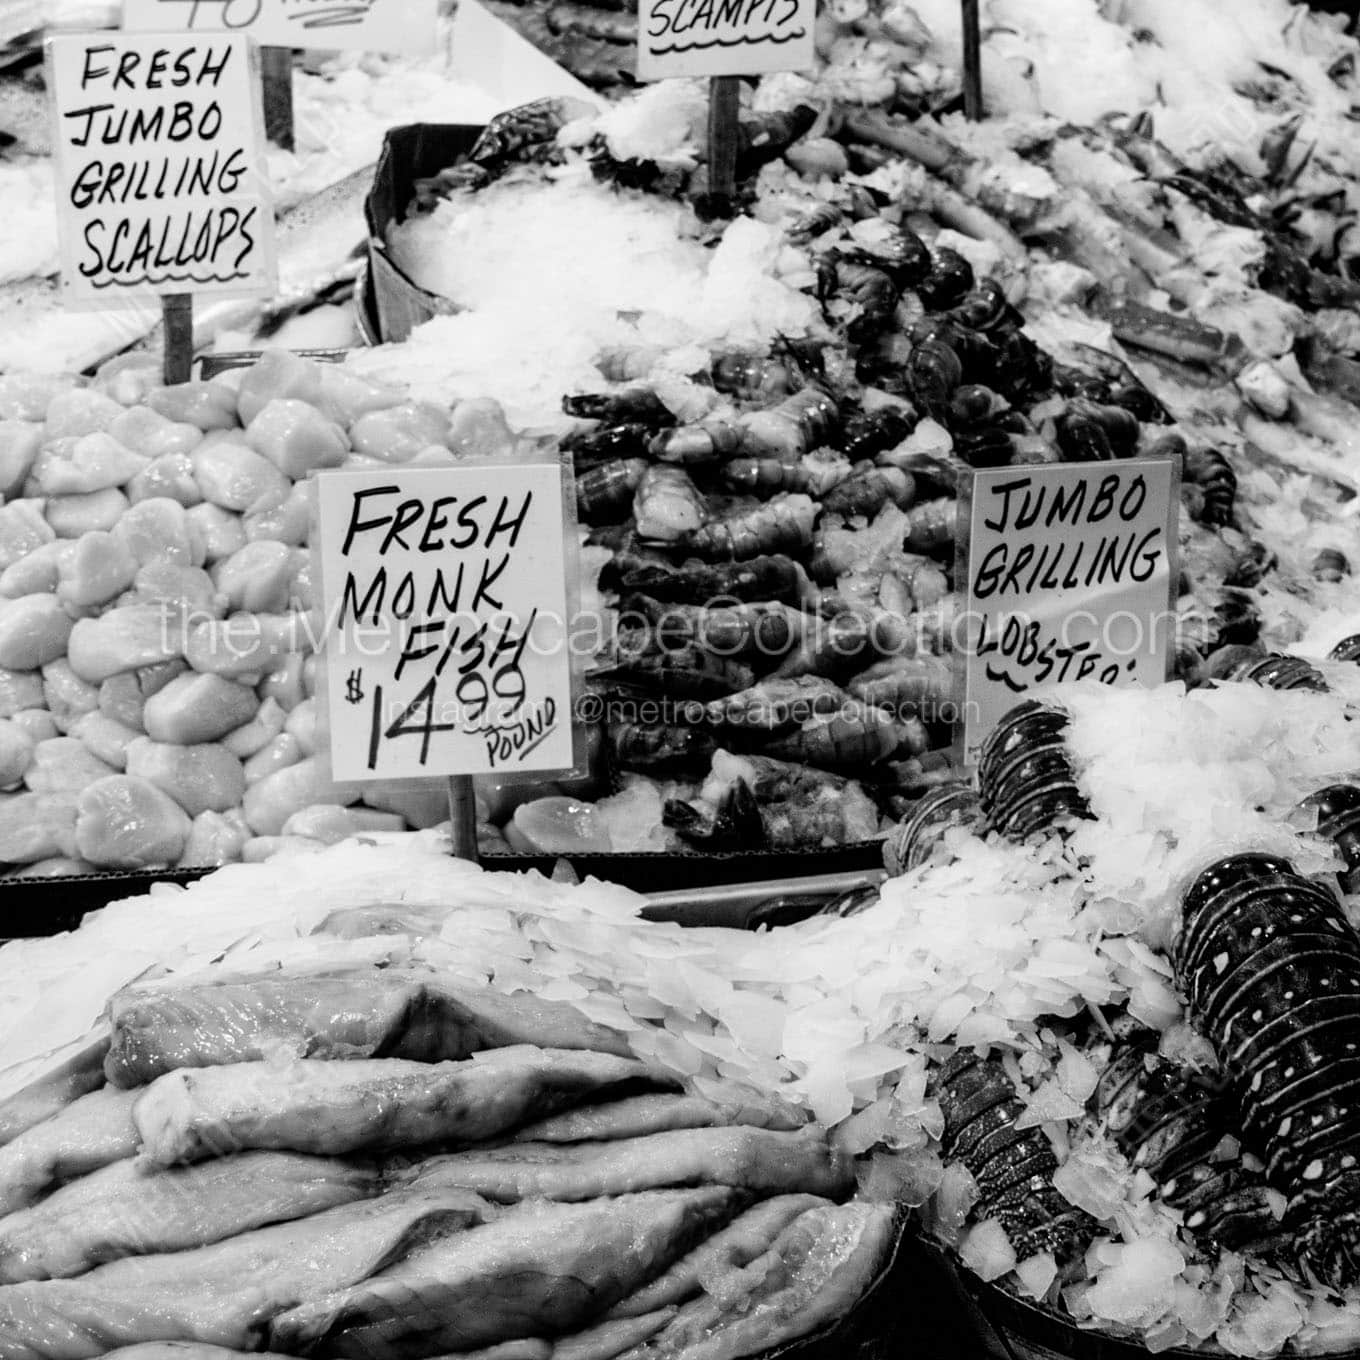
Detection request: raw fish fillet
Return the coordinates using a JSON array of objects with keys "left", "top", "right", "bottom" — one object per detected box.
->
[
  {"left": 0, "top": 1151, "right": 382, "bottom": 1282},
  {"left": 107, "top": 973, "right": 630, "bottom": 1087},
  {"left": 0, "top": 1183, "right": 493, "bottom": 1359},
  {"left": 0, "top": 1087, "right": 139, "bottom": 1216},
  {"left": 604, "top": 1195, "right": 826, "bottom": 1320},
  {"left": 99, "top": 1348, "right": 294, "bottom": 1358},
  {"left": 402, "top": 1127, "right": 852, "bottom": 1203},
  {"left": 134, "top": 1048, "right": 664, "bottom": 1167},
  {"left": 0, "top": 1036, "right": 110, "bottom": 1148},
  {"left": 549, "top": 1312, "right": 676, "bottom": 1360},
  {"left": 268, "top": 1186, "right": 745, "bottom": 1358},
  {"left": 512, "top": 1093, "right": 803, "bottom": 1143},
  {"left": 422, "top": 1347, "right": 549, "bottom": 1360},
  {"left": 612, "top": 1202, "right": 899, "bottom": 1360}
]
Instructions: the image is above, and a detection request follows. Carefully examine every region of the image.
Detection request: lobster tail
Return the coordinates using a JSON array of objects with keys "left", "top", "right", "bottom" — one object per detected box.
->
[
  {"left": 1175, "top": 853, "right": 1360, "bottom": 1287},
  {"left": 976, "top": 701, "right": 1092, "bottom": 840}
]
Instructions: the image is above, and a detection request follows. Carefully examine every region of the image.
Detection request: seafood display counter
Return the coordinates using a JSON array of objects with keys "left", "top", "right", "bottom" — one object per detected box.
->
[{"left": 10, "top": 0, "right": 1360, "bottom": 1356}]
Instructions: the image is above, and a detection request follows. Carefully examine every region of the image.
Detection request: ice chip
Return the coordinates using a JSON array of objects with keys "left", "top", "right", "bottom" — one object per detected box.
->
[{"left": 959, "top": 1219, "right": 1017, "bottom": 1282}]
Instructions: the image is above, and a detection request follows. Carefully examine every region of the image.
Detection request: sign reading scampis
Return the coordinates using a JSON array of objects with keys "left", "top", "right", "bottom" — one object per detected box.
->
[
  {"left": 955, "top": 456, "right": 1181, "bottom": 765},
  {"left": 46, "top": 32, "right": 275, "bottom": 303},
  {"left": 121, "top": 0, "right": 439, "bottom": 53},
  {"left": 315, "top": 466, "right": 577, "bottom": 782},
  {"left": 636, "top": 0, "right": 815, "bottom": 79}
]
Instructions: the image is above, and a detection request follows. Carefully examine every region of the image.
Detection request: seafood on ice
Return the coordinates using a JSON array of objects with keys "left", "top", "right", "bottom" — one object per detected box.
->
[{"left": 0, "top": 961, "right": 895, "bottom": 1360}]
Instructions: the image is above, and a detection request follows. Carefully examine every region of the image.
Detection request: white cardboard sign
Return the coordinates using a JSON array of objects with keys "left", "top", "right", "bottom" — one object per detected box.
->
[
  {"left": 316, "top": 465, "right": 576, "bottom": 782},
  {"left": 955, "top": 457, "right": 1180, "bottom": 766},
  {"left": 122, "top": 0, "right": 439, "bottom": 54},
  {"left": 636, "top": 0, "right": 815, "bottom": 79},
  {"left": 46, "top": 32, "right": 276, "bottom": 304}
]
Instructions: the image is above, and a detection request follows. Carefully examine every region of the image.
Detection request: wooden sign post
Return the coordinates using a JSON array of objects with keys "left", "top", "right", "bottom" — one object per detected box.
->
[
  {"left": 45, "top": 32, "right": 277, "bottom": 382},
  {"left": 636, "top": 0, "right": 816, "bottom": 215},
  {"left": 122, "top": 0, "right": 439, "bottom": 150},
  {"left": 961, "top": 0, "right": 982, "bottom": 121},
  {"left": 953, "top": 456, "right": 1181, "bottom": 769},
  {"left": 314, "top": 464, "right": 579, "bottom": 864},
  {"left": 707, "top": 74, "right": 740, "bottom": 207},
  {"left": 260, "top": 45, "right": 295, "bottom": 151}
]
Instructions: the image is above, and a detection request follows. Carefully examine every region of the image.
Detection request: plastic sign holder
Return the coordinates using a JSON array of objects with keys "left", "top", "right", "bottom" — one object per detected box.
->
[{"left": 313, "top": 463, "right": 581, "bottom": 863}]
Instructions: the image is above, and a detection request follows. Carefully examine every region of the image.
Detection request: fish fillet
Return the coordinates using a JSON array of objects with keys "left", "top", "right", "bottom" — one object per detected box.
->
[
  {"left": 604, "top": 1195, "right": 827, "bottom": 1320},
  {"left": 107, "top": 974, "right": 631, "bottom": 1087},
  {"left": 0, "top": 1184, "right": 493, "bottom": 1359},
  {"left": 99, "top": 1348, "right": 294, "bottom": 1359},
  {"left": 402, "top": 1127, "right": 852, "bottom": 1203},
  {"left": 0, "top": 1151, "right": 382, "bottom": 1282},
  {"left": 0, "top": 1036, "right": 110, "bottom": 1148},
  {"left": 512, "top": 1093, "right": 804, "bottom": 1143},
  {"left": 134, "top": 1048, "right": 664, "bottom": 1167},
  {"left": 551, "top": 1312, "right": 677, "bottom": 1360},
  {"left": 612, "top": 1202, "right": 899, "bottom": 1360},
  {"left": 0, "top": 1087, "right": 139, "bottom": 1217},
  {"left": 268, "top": 1186, "right": 745, "bottom": 1359}
]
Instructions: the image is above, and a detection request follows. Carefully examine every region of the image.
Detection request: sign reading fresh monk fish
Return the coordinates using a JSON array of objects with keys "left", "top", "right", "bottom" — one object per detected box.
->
[
  {"left": 315, "top": 464, "right": 578, "bottom": 782},
  {"left": 637, "top": 0, "right": 815, "bottom": 79}
]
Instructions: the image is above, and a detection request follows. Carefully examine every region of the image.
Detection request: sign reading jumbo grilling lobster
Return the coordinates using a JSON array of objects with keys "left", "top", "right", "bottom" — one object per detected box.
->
[{"left": 955, "top": 456, "right": 1181, "bottom": 768}]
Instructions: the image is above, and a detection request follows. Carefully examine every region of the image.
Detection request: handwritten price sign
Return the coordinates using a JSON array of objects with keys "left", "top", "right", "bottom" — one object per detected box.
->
[
  {"left": 636, "top": 0, "right": 815, "bottom": 78},
  {"left": 955, "top": 457, "right": 1180, "bottom": 765},
  {"left": 122, "top": 0, "right": 439, "bottom": 53},
  {"left": 315, "top": 465, "right": 576, "bottom": 782},
  {"left": 46, "top": 32, "right": 276, "bottom": 303}
]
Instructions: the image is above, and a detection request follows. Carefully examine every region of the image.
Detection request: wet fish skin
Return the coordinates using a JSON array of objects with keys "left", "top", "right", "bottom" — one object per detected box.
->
[
  {"left": 107, "top": 972, "right": 632, "bottom": 1087},
  {"left": 604, "top": 1195, "right": 827, "bottom": 1320},
  {"left": 268, "top": 1186, "right": 747, "bottom": 1359},
  {"left": 612, "top": 1202, "right": 899, "bottom": 1360},
  {"left": 402, "top": 1127, "right": 853, "bottom": 1204},
  {"left": 0, "top": 1150, "right": 382, "bottom": 1283},
  {"left": 0, "top": 1087, "right": 139, "bottom": 1217},
  {"left": 133, "top": 1048, "right": 665, "bottom": 1167},
  {"left": 512, "top": 1093, "right": 804, "bottom": 1143},
  {"left": 107, "top": 976, "right": 456, "bottom": 1086},
  {"left": 0, "top": 1035, "right": 110, "bottom": 1148},
  {"left": 0, "top": 1184, "right": 493, "bottom": 1359}
]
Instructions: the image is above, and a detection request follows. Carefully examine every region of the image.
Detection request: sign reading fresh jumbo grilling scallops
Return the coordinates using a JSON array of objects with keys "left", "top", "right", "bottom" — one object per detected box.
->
[
  {"left": 316, "top": 466, "right": 576, "bottom": 782},
  {"left": 637, "top": 0, "right": 815, "bottom": 79},
  {"left": 45, "top": 32, "right": 275, "bottom": 303},
  {"left": 956, "top": 456, "right": 1180, "bottom": 766}
]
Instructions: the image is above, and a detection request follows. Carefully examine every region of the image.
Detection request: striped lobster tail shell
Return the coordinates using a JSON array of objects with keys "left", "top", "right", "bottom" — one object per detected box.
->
[
  {"left": 1175, "top": 853, "right": 1360, "bottom": 1288},
  {"left": 930, "top": 1050, "right": 1098, "bottom": 1266},
  {"left": 883, "top": 783, "right": 984, "bottom": 875},
  {"left": 1091, "top": 1038, "right": 1282, "bottom": 1254},
  {"left": 1220, "top": 653, "right": 1329, "bottom": 692},
  {"left": 976, "top": 700, "right": 1092, "bottom": 841},
  {"left": 1300, "top": 783, "right": 1360, "bottom": 895}
]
